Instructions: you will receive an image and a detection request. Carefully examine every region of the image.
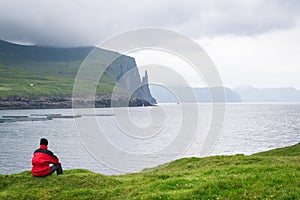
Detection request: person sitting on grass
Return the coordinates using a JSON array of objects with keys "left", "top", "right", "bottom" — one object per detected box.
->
[{"left": 31, "top": 138, "right": 63, "bottom": 177}]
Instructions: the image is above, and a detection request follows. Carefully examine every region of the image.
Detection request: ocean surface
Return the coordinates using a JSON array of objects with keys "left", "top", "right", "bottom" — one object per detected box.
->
[{"left": 0, "top": 103, "right": 299, "bottom": 175}]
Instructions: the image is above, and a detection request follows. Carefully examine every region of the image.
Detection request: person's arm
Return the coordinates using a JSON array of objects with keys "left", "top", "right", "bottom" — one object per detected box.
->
[{"left": 47, "top": 150, "right": 59, "bottom": 164}]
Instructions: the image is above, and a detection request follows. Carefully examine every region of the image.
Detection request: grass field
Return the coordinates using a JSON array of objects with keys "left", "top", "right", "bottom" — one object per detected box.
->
[
  {"left": 0, "top": 64, "right": 126, "bottom": 97},
  {"left": 0, "top": 41, "right": 140, "bottom": 99},
  {"left": 0, "top": 143, "right": 299, "bottom": 199}
]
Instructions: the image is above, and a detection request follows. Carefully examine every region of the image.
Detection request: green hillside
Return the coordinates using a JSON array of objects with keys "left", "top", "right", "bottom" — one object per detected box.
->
[
  {"left": 0, "top": 64, "right": 71, "bottom": 97},
  {"left": 0, "top": 64, "right": 125, "bottom": 97},
  {"left": 0, "top": 40, "right": 92, "bottom": 64},
  {"left": 0, "top": 40, "right": 93, "bottom": 77},
  {"left": 0, "top": 40, "right": 132, "bottom": 98},
  {"left": 1, "top": 143, "right": 299, "bottom": 199}
]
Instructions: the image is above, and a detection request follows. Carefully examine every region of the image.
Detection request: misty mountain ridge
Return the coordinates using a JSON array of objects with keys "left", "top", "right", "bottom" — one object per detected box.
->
[
  {"left": 150, "top": 85, "right": 300, "bottom": 103},
  {"left": 234, "top": 86, "right": 300, "bottom": 102},
  {"left": 149, "top": 85, "right": 242, "bottom": 103},
  {"left": 0, "top": 39, "right": 93, "bottom": 62}
]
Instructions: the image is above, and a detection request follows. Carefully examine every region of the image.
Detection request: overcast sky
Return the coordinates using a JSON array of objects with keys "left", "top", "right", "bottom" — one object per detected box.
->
[{"left": 1, "top": 0, "right": 300, "bottom": 89}]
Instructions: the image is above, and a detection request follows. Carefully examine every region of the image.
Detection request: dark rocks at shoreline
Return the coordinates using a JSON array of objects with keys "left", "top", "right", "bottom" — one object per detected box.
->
[
  {"left": 0, "top": 96, "right": 71, "bottom": 110},
  {"left": 0, "top": 95, "right": 155, "bottom": 110}
]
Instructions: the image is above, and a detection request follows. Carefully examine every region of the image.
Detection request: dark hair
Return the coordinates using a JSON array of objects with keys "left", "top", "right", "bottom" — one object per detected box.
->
[{"left": 40, "top": 138, "right": 48, "bottom": 146}]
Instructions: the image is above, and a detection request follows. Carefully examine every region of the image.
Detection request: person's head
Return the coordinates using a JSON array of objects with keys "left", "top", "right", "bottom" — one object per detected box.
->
[{"left": 40, "top": 138, "right": 48, "bottom": 146}]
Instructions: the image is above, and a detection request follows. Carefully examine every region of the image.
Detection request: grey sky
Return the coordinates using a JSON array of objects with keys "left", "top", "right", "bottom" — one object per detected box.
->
[
  {"left": 1, "top": 0, "right": 300, "bottom": 89},
  {"left": 1, "top": 0, "right": 300, "bottom": 46}
]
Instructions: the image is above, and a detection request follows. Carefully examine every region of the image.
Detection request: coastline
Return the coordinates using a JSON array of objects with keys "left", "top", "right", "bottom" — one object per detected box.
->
[{"left": 0, "top": 95, "right": 154, "bottom": 110}]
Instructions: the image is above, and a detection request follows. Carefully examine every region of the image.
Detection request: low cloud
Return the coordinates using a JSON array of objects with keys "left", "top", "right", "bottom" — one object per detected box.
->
[{"left": 0, "top": 0, "right": 300, "bottom": 46}]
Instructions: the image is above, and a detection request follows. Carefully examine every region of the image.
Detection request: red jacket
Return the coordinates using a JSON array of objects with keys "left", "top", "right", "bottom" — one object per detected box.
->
[{"left": 31, "top": 145, "right": 59, "bottom": 177}]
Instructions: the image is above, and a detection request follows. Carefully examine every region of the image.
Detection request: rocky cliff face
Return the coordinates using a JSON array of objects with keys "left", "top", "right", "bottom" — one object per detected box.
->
[
  {"left": 138, "top": 70, "right": 157, "bottom": 105},
  {"left": 107, "top": 55, "right": 157, "bottom": 106}
]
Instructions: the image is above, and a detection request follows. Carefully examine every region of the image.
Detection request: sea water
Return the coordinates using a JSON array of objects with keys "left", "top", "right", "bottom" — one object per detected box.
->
[{"left": 0, "top": 103, "right": 299, "bottom": 174}]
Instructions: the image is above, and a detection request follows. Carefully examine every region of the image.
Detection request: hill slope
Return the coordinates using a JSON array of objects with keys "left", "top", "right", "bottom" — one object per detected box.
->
[
  {"left": 0, "top": 40, "right": 156, "bottom": 108},
  {"left": 0, "top": 64, "right": 74, "bottom": 97},
  {"left": 1, "top": 142, "right": 299, "bottom": 199},
  {"left": 0, "top": 40, "right": 93, "bottom": 78},
  {"left": 0, "top": 64, "right": 124, "bottom": 98}
]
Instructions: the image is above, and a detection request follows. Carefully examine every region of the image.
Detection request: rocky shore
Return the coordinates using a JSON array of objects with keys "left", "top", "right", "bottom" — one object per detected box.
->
[{"left": 0, "top": 95, "right": 154, "bottom": 110}]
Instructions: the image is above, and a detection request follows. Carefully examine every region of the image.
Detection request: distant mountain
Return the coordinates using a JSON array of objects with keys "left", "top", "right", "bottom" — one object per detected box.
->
[
  {"left": 149, "top": 85, "right": 242, "bottom": 103},
  {"left": 150, "top": 85, "right": 300, "bottom": 103},
  {"left": 234, "top": 86, "right": 300, "bottom": 102},
  {"left": 194, "top": 87, "right": 241, "bottom": 102}
]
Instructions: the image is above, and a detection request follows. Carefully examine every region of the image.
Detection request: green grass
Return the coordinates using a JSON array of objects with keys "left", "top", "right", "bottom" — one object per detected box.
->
[
  {"left": 0, "top": 64, "right": 127, "bottom": 97},
  {"left": 1, "top": 143, "right": 299, "bottom": 199},
  {"left": 0, "top": 40, "right": 136, "bottom": 98},
  {"left": 12, "top": 60, "right": 83, "bottom": 78},
  {"left": 0, "top": 64, "right": 74, "bottom": 97}
]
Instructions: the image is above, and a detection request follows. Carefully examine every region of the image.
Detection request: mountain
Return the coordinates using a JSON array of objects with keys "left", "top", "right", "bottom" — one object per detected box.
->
[
  {"left": 150, "top": 85, "right": 300, "bottom": 103},
  {"left": 0, "top": 40, "right": 156, "bottom": 109},
  {"left": 0, "top": 40, "right": 93, "bottom": 63},
  {"left": 234, "top": 86, "right": 300, "bottom": 102},
  {"left": 149, "top": 85, "right": 242, "bottom": 103}
]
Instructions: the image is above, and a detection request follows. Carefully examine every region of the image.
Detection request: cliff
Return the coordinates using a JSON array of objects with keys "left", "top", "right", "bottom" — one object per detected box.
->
[
  {"left": 104, "top": 55, "right": 157, "bottom": 106},
  {"left": 140, "top": 70, "right": 157, "bottom": 105},
  {"left": 0, "top": 40, "right": 156, "bottom": 109}
]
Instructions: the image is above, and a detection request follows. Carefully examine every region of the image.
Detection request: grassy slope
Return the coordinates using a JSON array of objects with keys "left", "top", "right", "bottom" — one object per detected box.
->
[
  {"left": 0, "top": 143, "right": 299, "bottom": 199},
  {"left": 0, "top": 64, "right": 126, "bottom": 97},
  {"left": 0, "top": 40, "right": 128, "bottom": 98},
  {"left": 0, "top": 64, "right": 74, "bottom": 97}
]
